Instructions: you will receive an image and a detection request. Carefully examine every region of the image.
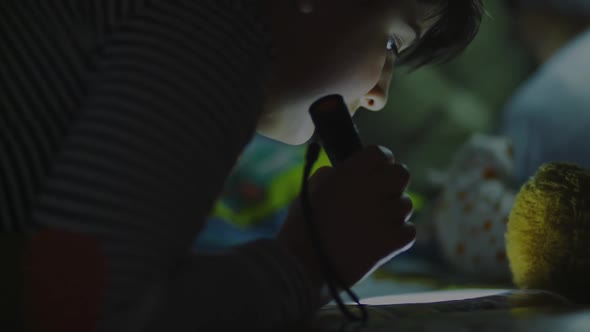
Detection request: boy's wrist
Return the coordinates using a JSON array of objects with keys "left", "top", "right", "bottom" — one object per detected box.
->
[{"left": 275, "top": 233, "right": 327, "bottom": 308}]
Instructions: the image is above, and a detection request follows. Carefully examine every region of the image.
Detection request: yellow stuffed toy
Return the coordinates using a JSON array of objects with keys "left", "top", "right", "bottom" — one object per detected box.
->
[{"left": 506, "top": 162, "right": 590, "bottom": 304}]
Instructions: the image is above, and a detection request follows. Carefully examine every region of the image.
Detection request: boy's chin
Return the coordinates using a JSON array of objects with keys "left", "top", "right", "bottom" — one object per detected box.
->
[{"left": 256, "top": 124, "right": 315, "bottom": 146}]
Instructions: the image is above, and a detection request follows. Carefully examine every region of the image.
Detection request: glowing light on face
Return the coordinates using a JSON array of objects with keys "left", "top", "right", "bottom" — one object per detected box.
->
[{"left": 360, "top": 289, "right": 511, "bottom": 305}]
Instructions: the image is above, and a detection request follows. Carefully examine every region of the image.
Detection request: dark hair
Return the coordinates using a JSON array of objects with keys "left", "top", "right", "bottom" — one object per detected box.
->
[{"left": 398, "top": 0, "right": 485, "bottom": 68}]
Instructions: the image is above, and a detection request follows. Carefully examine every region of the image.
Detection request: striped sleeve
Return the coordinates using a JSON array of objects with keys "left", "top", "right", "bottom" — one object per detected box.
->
[{"left": 1, "top": 0, "right": 316, "bottom": 330}]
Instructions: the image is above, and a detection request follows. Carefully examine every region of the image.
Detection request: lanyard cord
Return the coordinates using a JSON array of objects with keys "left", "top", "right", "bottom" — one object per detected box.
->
[{"left": 301, "top": 141, "right": 368, "bottom": 323}]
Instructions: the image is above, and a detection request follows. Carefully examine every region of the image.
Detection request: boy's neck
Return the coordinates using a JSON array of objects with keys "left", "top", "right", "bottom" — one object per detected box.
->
[{"left": 517, "top": 11, "right": 590, "bottom": 64}]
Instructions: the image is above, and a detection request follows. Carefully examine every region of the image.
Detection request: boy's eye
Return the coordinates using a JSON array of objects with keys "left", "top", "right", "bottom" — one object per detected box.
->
[{"left": 387, "top": 35, "right": 401, "bottom": 56}]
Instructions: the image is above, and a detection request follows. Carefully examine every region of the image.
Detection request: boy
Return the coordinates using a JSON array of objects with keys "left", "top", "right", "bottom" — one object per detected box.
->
[{"left": 0, "top": 0, "right": 483, "bottom": 330}]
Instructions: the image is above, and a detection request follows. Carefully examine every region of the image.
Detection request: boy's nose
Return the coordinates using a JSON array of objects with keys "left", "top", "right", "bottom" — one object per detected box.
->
[{"left": 360, "top": 53, "right": 395, "bottom": 112}]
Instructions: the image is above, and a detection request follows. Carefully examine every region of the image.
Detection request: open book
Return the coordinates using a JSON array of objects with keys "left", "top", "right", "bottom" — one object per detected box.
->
[{"left": 298, "top": 290, "right": 587, "bottom": 332}]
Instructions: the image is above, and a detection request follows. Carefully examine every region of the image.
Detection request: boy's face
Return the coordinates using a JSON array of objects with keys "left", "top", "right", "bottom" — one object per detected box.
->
[{"left": 258, "top": 0, "right": 438, "bottom": 145}]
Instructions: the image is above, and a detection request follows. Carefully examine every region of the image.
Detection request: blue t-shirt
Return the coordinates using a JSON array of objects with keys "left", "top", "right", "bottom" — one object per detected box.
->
[{"left": 500, "top": 28, "right": 590, "bottom": 184}]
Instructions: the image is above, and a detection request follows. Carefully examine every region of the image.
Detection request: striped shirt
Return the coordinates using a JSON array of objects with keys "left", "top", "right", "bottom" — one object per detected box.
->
[{"left": 1, "top": 0, "right": 315, "bottom": 330}]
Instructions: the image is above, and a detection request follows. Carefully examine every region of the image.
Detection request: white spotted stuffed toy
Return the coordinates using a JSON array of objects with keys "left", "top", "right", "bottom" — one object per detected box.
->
[{"left": 429, "top": 134, "right": 517, "bottom": 281}]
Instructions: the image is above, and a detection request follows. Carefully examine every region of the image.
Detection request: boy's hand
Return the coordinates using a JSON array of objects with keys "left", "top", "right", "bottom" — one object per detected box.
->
[{"left": 277, "top": 146, "right": 415, "bottom": 305}]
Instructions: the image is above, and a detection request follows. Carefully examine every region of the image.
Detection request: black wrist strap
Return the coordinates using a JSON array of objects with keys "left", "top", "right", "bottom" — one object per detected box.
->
[{"left": 300, "top": 142, "right": 368, "bottom": 323}]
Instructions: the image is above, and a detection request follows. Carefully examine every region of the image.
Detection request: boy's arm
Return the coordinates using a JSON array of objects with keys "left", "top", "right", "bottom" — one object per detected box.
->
[
  {"left": 135, "top": 239, "right": 317, "bottom": 331},
  {"left": 34, "top": 1, "right": 315, "bottom": 330}
]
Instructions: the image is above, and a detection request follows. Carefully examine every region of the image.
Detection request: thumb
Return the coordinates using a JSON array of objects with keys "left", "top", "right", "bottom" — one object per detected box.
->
[{"left": 384, "top": 223, "right": 417, "bottom": 259}]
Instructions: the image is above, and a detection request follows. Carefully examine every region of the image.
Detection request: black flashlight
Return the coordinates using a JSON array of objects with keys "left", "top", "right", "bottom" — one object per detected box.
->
[{"left": 309, "top": 94, "right": 364, "bottom": 165}]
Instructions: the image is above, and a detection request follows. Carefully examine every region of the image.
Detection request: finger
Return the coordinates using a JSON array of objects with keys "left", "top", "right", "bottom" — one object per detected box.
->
[
  {"left": 383, "top": 195, "right": 414, "bottom": 226},
  {"left": 374, "top": 163, "right": 411, "bottom": 194},
  {"left": 376, "top": 146, "right": 394, "bottom": 160},
  {"left": 402, "top": 195, "right": 414, "bottom": 222},
  {"left": 374, "top": 223, "right": 416, "bottom": 265},
  {"left": 392, "top": 223, "right": 417, "bottom": 253},
  {"left": 388, "top": 223, "right": 417, "bottom": 255},
  {"left": 344, "top": 145, "right": 395, "bottom": 171},
  {"left": 398, "top": 195, "right": 414, "bottom": 224}
]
